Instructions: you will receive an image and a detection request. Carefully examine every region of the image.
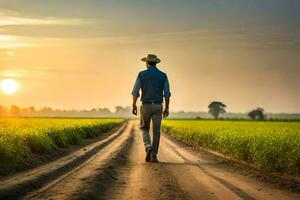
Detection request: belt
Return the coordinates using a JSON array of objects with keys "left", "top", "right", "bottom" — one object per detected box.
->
[{"left": 142, "top": 101, "right": 162, "bottom": 105}]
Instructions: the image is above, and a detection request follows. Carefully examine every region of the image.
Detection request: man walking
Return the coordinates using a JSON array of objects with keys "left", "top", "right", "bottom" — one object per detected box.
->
[{"left": 131, "top": 54, "right": 171, "bottom": 162}]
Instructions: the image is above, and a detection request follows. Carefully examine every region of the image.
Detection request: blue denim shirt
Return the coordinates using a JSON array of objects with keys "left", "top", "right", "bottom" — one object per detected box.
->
[{"left": 132, "top": 66, "right": 171, "bottom": 103}]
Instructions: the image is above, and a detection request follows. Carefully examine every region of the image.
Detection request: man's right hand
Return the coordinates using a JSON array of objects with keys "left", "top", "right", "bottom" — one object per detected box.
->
[
  {"left": 132, "top": 104, "right": 138, "bottom": 115},
  {"left": 163, "top": 108, "right": 169, "bottom": 118}
]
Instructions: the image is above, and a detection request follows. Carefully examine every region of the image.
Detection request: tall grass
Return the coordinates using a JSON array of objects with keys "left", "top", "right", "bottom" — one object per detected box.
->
[
  {"left": 163, "top": 120, "right": 300, "bottom": 174},
  {"left": 0, "top": 118, "right": 124, "bottom": 163}
]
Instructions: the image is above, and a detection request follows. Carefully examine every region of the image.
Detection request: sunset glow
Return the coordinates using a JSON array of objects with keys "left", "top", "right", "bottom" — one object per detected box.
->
[
  {"left": 0, "top": 79, "right": 20, "bottom": 95},
  {"left": 0, "top": 1, "right": 299, "bottom": 112}
]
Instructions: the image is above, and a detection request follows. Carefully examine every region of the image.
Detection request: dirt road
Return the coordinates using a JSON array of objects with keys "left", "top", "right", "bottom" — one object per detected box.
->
[{"left": 0, "top": 121, "right": 299, "bottom": 200}]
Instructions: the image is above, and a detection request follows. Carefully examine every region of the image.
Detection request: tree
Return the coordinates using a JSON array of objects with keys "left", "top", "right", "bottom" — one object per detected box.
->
[
  {"left": 10, "top": 105, "right": 21, "bottom": 116},
  {"left": 97, "top": 108, "right": 112, "bottom": 115},
  {"left": 40, "top": 107, "right": 53, "bottom": 113},
  {"left": 248, "top": 107, "right": 265, "bottom": 120},
  {"left": 115, "top": 106, "right": 131, "bottom": 117},
  {"left": 0, "top": 105, "right": 7, "bottom": 116},
  {"left": 22, "top": 106, "right": 36, "bottom": 114},
  {"left": 208, "top": 101, "right": 226, "bottom": 119}
]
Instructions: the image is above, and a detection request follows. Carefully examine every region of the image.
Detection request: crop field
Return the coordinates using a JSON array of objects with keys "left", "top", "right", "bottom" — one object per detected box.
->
[
  {"left": 162, "top": 120, "right": 300, "bottom": 174},
  {"left": 0, "top": 118, "right": 124, "bottom": 164}
]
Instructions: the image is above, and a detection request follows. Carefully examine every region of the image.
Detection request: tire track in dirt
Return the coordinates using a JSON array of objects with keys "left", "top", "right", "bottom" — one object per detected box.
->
[
  {"left": 159, "top": 134, "right": 300, "bottom": 200},
  {"left": 0, "top": 122, "right": 128, "bottom": 200},
  {"left": 101, "top": 124, "right": 190, "bottom": 200},
  {"left": 22, "top": 122, "right": 134, "bottom": 200}
]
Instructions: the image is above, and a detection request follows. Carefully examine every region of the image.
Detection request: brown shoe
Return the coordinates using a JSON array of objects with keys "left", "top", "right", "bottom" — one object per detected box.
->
[
  {"left": 145, "top": 147, "right": 152, "bottom": 162},
  {"left": 150, "top": 154, "right": 159, "bottom": 162}
]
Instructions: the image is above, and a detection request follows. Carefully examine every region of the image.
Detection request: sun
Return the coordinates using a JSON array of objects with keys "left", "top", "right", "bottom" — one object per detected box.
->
[{"left": 0, "top": 79, "right": 20, "bottom": 95}]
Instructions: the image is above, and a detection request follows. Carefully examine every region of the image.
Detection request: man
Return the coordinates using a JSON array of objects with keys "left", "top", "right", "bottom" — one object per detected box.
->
[{"left": 131, "top": 54, "right": 171, "bottom": 162}]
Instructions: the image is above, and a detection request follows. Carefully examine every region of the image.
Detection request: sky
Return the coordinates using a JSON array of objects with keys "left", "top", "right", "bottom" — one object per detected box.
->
[{"left": 0, "top": 0, "right": 299, "bottom": 113}]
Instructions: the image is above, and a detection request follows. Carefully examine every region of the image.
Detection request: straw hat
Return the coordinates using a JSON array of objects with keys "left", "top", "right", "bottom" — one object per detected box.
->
[{"left": 141, "top": 54, "right": 161, "bottom": 63}]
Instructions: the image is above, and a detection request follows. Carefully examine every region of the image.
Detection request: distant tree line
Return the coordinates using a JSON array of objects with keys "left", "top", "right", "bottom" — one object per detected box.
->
[
  {"left": 0, "top": 105, "right": 132, "bottom": 118},
  {"left": 208, "top": 101, "right": 266, "bottom": 120},
  {"left": 1, "top": 103, "right": 298, "bottom": 121}
]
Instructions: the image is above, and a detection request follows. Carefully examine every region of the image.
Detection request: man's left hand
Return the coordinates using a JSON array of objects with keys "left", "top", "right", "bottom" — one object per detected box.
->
[{"left": 132, "top": 104, "right": 138, "bottom": 115}]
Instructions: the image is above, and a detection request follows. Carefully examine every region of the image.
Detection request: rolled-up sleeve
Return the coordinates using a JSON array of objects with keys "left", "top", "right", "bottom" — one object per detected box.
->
[
  {"left": 163, "top": 75, "right": 171, "bottom": 97},
  {"left": 131, "top": 73, "right": 141, "bottom": 97}
]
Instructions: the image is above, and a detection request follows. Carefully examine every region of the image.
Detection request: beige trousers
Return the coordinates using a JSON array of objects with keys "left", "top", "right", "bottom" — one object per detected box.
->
[{"left": 140, "top": 104, "right": 163, "bottom": 155}]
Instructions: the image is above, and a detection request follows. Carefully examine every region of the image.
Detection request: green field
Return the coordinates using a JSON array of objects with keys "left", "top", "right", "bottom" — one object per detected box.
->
[
  {"left": 162, "top": 120, "right": 300, "bottom": 175},
  {"left": 0, "top": 118, "right": 124, "bottom": 164}
]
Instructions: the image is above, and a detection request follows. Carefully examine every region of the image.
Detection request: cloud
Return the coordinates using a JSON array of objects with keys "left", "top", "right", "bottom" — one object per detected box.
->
[
  {"left": 0, "top": 34, "right": 39, "bottom": 48},
  {"left": 9, "top": 26, "right": 297, "bottom": 50},
  {"left": 0, "top": 11, "right": 97, "bottom": 48},
  {"left": 122, "top": 27, "right": 300, "bottom": 48},
  {"left": 0, "top": 49, "right": 14, "bottom": 61},
  {"left": 0, "top": 67, "right": 102, "bottom": 80},
  {"left": 1, "top": 8, "right": 299, "bottom": 50},
  {"left": 0, "top": 12, "right": 91, "bottom": 26},
  {"left": 0, "top": 16, "right": 89, "bottom": 26}
]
